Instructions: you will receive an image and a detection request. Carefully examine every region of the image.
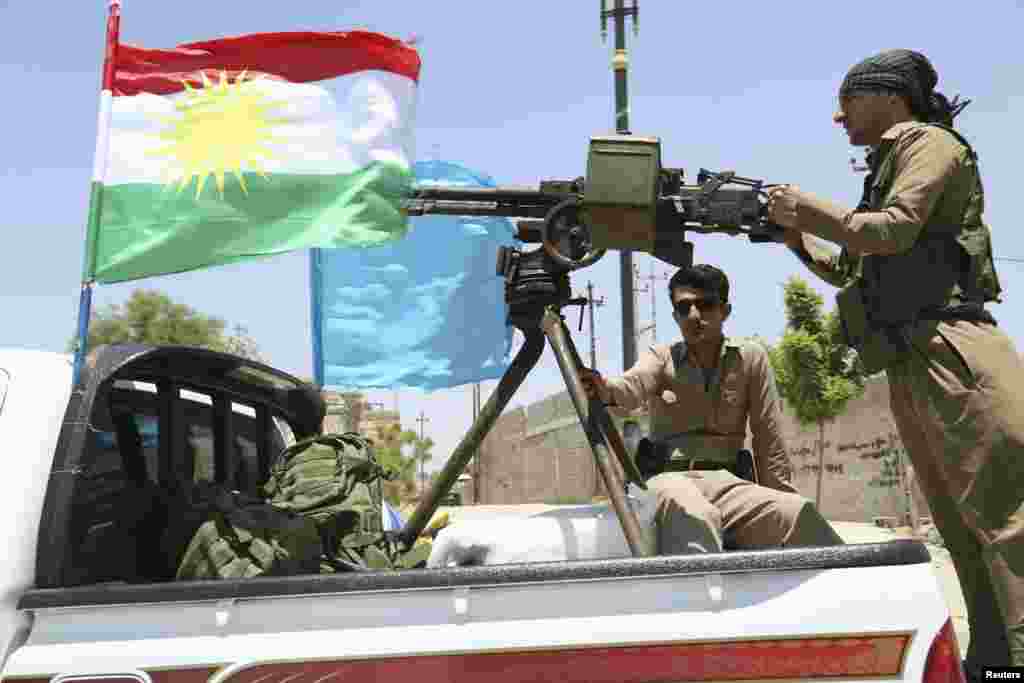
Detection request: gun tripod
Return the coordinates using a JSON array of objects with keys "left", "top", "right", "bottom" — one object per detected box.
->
[
  {"left": 396, "top": 202, "right": 651, "bottom": 555},
  {"left": 396, "top": 302, "right": 650, "bottom": 555}
]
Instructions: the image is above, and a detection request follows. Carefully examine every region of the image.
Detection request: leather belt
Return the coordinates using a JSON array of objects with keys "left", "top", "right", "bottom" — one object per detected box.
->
[
  {"left": 636, "top": 439, "right": 757, "bottom": 483},
  {"left": 685, "top": 459, "right": 732, "bottom": 471},
  {"left": 658, "top": 432, "right": 746, "bottom": 464},
  {"left": 664, "top": 457, "right": 746, "bottom": 482}
]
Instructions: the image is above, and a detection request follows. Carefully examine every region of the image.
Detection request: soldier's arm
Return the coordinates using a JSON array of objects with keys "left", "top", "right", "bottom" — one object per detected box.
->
[
  {"left": 604, "top": 347, "right": 666, "bottom": 411},
  {"left": 793, "top": 127, "right": 963, "bottom": 255},
  {"left": 746, "top": 345, "right": 799, "bottom": 495},
  {"left": 788, "top": 236, "right": 851, "bottom": 288}
]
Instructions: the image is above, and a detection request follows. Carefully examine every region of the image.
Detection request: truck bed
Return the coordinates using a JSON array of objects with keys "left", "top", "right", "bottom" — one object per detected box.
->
[{"left": 1, "top": 347, "right": 959, "bottom": 681}]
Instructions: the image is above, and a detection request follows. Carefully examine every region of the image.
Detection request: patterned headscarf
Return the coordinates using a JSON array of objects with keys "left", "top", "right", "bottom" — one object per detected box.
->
[{"left": 840, "top": 49, "right": 969, "bottom": 126}]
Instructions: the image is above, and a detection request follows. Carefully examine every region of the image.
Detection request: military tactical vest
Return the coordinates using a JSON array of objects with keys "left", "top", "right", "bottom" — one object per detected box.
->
[
  {"left": 657, "top": 340, "right": 746, "bottom": 466},
  {"left": 175, "top": 490, "right": 323, "bottom": 581},
  {"left": 836, "top": 123, "right": 1002, "bottom": 370},
  {"left": 864, "top": 123, "right": 1001, "bottom": 321}
]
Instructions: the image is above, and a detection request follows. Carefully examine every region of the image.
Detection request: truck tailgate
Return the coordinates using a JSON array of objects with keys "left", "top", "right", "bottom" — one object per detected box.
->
[{"left": 8, "top": 541, "right": 950, "bottom": 681}]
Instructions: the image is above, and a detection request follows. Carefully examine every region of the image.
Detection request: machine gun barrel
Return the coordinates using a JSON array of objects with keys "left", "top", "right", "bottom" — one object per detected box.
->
[
  {"left": 402, "top": 157, "right": 786, "bottom": 272},
  {"left": 412, "top": 186, "right": 560, "bottom": 202},
  {"left": 404, "top": 184, "right": 579, "bottom": 219}
]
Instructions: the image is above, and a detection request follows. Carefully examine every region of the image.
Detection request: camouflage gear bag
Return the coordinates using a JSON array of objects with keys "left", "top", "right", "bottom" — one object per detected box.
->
[
  {"left": 263, "top": 433, "right": 390, "bottom": 527},
  {"left": 175, "top": 491, "right": 323, "bottom": 580},
  {"left": 263, "top": 433, "right": 409, "bottom": 571}
]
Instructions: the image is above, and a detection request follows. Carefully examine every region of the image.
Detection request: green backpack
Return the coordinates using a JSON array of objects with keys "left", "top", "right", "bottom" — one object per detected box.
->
[
  {"left": 175, "top": 491, "right": 323, "bottom": 580},
  {"left": 263, "top": 433, "right": 388, "bottom": 526},
  {"left": 263, "top": 433, "right": 403, "bottom": 569},
  {"left": 261, "top": 433, "right": 435, "bottom": 572}
]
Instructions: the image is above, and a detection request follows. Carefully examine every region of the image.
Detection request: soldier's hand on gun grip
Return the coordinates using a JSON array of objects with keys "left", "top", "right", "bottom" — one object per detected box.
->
[
  {"left": 579, "top": 368, "right": 611, "bottom": 403},
  {"left": 766, "top": 184, "right": 802, "bottom": 230},
  {"left": 782, "top": 228, "right": 804, "bottom": 251}
]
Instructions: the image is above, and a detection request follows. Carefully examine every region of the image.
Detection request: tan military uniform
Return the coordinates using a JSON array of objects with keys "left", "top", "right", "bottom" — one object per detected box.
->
[
  {"left": 605, "top": 338, "right": 843, "bottom": 555},
  {"left": 792, "top": 121, "right": 1024, "bottom": 665}
]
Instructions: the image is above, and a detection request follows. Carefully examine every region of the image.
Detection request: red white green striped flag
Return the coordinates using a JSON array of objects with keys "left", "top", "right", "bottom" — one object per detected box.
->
[{"left": 85, "top": 28, "right": 421, "bottom": 283}]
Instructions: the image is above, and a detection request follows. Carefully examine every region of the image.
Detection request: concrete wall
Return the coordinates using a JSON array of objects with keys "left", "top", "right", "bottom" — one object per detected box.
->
[
  {"left": 478, "top": 374, "right": 932, "bottom": 524},
  {"left": 477, "top": 392, "right": 628, "bottom": 505},
  {"left": 477, "top": 405, "right": 528, "bottom": 504}
]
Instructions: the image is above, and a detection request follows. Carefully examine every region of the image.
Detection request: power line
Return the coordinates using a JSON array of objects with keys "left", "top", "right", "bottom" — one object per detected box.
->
[{"left": 995, "top": 256, "right": 1024, "bottom": 264}]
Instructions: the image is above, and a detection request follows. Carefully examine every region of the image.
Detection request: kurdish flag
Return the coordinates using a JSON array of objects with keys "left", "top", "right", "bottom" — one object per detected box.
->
[{"left": 87, "top": 30, "right": 421, "bottom": 283}]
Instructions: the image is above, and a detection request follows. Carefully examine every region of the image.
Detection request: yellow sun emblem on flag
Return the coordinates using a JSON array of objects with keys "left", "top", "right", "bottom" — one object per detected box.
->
[{"left": 150, "top": 70, "right": 287, "bottom": 199}]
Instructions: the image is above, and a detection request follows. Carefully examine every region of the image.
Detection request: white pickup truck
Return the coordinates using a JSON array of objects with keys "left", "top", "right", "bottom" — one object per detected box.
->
[{"left": 1, "top": 345, "right": 965, "bottom": 682}]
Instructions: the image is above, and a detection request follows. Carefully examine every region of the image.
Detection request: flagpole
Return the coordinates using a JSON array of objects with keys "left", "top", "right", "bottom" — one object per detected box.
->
[
  {"left": 310, "top": 249, "right": 326, "bottom": 387},
  {"left": 72, "top": 0, "right": 121, "bottom": 386}
]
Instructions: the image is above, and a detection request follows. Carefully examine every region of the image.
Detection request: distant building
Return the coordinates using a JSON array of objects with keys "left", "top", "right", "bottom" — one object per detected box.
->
[
  {"left": 361, "top": 409, "right": 401, "bottom": 443},
  {"left": 319, "top": 390, "right": 401, "bottom": 441},
  {"left": 320, "top": 390, "right": 364, "bottom": 433}
]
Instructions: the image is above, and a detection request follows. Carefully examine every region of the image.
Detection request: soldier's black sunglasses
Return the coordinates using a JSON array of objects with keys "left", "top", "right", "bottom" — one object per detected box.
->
[{"left": 672, "top": 297, "right": 723, "bottom": 317}]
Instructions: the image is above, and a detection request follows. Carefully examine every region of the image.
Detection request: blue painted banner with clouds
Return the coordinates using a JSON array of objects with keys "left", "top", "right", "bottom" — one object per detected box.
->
[{"left": 311, "top": 161, "right": 517, "bottom": 390}]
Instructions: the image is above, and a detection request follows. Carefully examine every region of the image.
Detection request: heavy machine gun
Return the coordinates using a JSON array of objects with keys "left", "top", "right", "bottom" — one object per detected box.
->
[
  {"left": 404, "top": 134, "right": 786, "bottom": 273},
  {"left": 396, "top": 135, "right": 785, "bottom": 558}
]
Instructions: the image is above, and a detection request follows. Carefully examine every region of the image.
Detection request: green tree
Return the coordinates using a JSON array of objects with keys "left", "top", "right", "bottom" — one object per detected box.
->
[
  {"left": 375, "top": 423, "right": 418, "bottom": 505},
  {"left": 769, "top": 277, "right": 867, "bottom": 507},
  {"left": 219, "top": 324, "right": 265, "bottom": 362},
  {"left": 70, "top": 289, "right": 263, "bottom": 361}
]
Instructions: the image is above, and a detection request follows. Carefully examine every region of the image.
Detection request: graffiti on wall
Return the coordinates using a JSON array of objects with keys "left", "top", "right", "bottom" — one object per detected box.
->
[
  {"left": 799, "top": 463, "right": 845, "bottom": 474},
  {"left": 838, "top": 436, "right": 888, "bottom": 453},
  {"left": 788, "top": 431, "right": 904, "bottom": 484},
  {"left": 788, "top": 443, "right": 832, "bottom": 460},
  {"left": 867, "top": 434, "right": 907, "bottom": 489}
]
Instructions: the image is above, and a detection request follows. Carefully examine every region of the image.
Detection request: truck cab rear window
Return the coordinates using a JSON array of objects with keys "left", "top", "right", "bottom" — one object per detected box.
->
[{"left": 60, "top": 381, "right": 289, "bottom": 587}]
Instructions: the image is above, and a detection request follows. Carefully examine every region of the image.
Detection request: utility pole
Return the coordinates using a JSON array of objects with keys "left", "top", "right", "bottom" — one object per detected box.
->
[
  {"left": 574, "top": 280, "right": 607, "bottom": 498},
  {"left": 635, "top": 258, "right": 667, "bottom": 347},
  {"left": 585, "top": 281, "right": 606, "bottom": 370},
  {"left": 600, "top": 0, "right": 639, "bottom": 373},
  {"left": 471, "top": 383, "right": 482, "bottom": 503},
  {"left": 416, "top": 411, "right": 430, "bottom": 491},
  {"left": 632, "top": 262, "right": 648, "bottom": 351}
]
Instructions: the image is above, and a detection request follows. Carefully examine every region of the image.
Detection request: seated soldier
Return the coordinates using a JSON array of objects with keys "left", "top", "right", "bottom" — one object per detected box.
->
[{"left": 580, "top": 264, "right": 843, "bottom": 554}]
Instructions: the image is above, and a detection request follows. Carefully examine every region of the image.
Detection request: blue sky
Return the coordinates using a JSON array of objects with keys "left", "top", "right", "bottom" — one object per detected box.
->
[{"left": 2, "top": 1, "right": 1022, "bottom": 470}]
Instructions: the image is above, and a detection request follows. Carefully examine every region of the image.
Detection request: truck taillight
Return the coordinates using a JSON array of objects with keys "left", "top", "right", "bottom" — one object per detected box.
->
[{"left": 923, "top": 619, "right": 965, "bottom": 683}]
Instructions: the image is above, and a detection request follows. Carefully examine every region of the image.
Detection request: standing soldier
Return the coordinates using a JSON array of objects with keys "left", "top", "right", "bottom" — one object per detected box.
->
[{"left": 767, "top": 49, "right": 1024, "bottom": 673}]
